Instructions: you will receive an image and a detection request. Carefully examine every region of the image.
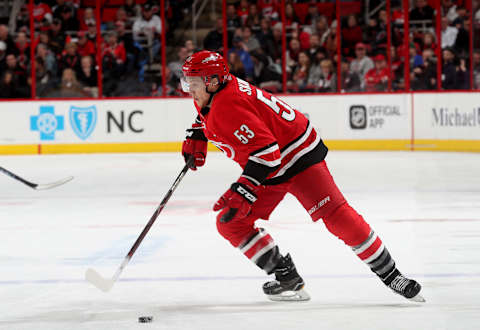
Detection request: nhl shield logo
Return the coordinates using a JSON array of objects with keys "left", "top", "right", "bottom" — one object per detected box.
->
[{"left": 69, "top": 105, "right": 97, "bottom": 140}]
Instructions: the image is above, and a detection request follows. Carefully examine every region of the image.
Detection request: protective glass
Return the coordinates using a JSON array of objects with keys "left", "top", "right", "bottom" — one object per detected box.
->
[{"left": 180, "top": 76, "right": 206, "bottom": 93}]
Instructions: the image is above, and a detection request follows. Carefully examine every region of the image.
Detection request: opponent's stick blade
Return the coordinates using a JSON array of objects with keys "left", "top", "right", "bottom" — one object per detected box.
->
[
  {"left": 35, "top": 176, "right": 74, "bottom": 190},
  {"left": 85, "top": 268, "right": 114, "bottom": 292}
]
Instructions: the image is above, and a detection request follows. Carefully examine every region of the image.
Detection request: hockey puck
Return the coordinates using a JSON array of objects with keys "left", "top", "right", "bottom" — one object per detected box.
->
[{"left": 138, "top": 316, "right": 153, "bottom": 323}]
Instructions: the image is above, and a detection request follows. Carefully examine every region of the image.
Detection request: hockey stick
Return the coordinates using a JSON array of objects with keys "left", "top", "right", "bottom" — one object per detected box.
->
[
  {"left": 85, "top": 158, "right": 193, "bottom": 292},
  {"left": 0, "top": 166, "right": 74, "bottom": 190}
]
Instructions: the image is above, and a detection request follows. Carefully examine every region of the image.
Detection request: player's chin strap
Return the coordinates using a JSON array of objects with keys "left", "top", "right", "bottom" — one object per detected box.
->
[{"left": 205, "top": 75, "right": 228, "bottom": 106}]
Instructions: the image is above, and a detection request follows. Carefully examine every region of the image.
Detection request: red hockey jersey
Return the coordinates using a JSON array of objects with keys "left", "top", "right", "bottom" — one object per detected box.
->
[{"left": 193, "top": 76, "right": 328, "bottom": 185}]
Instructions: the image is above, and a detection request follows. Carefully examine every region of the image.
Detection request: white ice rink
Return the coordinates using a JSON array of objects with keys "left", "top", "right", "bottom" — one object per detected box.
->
[{"left": 0, "top": 151, "right": 479, "bottom": 330}]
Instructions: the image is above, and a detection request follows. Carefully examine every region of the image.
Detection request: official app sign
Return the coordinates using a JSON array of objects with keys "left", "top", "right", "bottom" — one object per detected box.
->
[
  {"left": 69, "top": 105, "right": 97, "bottom": 140},
  {"left": 350, "top": 104, "right": 402, "bottom": 129},
  {"left": 30, "top": 105, "right": 64, "bottom": 141},
  {"left": 349, "top": 105, "right": 367, "bottom": 129}
]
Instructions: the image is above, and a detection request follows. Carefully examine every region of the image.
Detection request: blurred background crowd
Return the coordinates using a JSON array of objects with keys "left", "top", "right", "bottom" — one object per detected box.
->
[{"left": 0, "top": 0, "right": 479, "bottom": 98}]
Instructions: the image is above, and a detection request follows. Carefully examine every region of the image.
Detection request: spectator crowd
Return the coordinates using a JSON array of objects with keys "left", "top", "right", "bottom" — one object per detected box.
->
[{"left": 0, "top": 0, "right": 479, "bottom": 98}]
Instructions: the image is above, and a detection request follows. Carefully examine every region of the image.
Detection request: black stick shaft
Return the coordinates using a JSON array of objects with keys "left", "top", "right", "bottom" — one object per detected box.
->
[
  {"left": 0, "top": 167, "right": 37, "bottom": 188},
  {"left": 111, "top": 158, "right": 193, "bottom": 281}
]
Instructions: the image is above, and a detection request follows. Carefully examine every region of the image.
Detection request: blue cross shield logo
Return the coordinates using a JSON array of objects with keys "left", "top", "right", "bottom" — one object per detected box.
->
[
  {"left": 30, "top": 106, "right": 64, "bottom": 141},
  {"left": 69, "top": 105, "right": 97, "bottom": 140}
]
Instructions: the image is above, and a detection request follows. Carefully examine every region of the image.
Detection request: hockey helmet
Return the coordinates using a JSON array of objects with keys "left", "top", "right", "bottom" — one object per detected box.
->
[{"left": 181, "top": 50, "right": 229, "bottom": 93}]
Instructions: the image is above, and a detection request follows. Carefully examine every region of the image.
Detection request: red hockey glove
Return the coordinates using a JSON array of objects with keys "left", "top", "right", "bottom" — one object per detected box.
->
[
  {"left": 213, "top": 177, "right": 259, "bottom": 223},
  {"left": 182, "top": 123, "right": 208, "bottom": 171}
]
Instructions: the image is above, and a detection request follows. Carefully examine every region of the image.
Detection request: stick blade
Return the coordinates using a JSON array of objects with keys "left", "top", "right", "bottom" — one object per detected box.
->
[
  {"left": 35, "top": 176, "right": 74, "bottom": 190},
  {"left": 85, "top": 268, "right": 115, "bottom": 292}
]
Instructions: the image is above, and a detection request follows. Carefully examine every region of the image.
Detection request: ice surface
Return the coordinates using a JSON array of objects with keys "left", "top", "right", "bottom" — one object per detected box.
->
[{"left": 0, "top": 151, "right": 479, "bottom": 330}]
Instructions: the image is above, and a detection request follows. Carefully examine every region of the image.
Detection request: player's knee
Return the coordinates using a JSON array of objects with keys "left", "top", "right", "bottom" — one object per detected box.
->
[
  {"left": 322, "top": 203, "right": 370, "bottom": 246},
  {"left": 216, "top": 213, "right": 255, "bottom": 247}
]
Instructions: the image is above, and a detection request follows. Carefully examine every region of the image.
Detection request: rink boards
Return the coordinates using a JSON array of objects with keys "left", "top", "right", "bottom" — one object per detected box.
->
[{"left": 0, "top": 92, "right": 479, "bottom": 154}]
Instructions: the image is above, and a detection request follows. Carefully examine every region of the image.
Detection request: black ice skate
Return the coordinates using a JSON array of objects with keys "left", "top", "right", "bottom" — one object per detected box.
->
[
  {"left": 262, "top": 254, "right": 310, "bottom": 302},
  {"left": 387, "top": 271, "right": 425, "bottom": 302}
]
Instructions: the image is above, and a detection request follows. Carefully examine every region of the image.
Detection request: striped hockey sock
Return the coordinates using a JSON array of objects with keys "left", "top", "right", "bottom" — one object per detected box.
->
[
  {"left": 238, "top": 229, "right": 281, "bottom": 274},
  {"left": 351, "top": 230, "right": 398, "bottom": 285}
]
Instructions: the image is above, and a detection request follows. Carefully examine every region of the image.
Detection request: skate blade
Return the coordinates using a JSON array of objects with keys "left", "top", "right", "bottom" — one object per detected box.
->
[
  {"left": 408, "top": 293, "right": 426, "bottom": 303},
  {"left": 267, "top": 289, "right": 311, "bottom": 302}
]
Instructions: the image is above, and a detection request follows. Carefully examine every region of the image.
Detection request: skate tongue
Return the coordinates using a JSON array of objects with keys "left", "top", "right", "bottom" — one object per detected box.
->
[{"left": 267, "top": 289, "right": 311, "bottom": 302}]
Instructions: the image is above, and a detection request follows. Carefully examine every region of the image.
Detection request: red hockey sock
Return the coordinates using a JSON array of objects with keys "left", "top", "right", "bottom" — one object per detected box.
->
[{"left": 322, "top": 203, "right": 396, "bottom": 282}]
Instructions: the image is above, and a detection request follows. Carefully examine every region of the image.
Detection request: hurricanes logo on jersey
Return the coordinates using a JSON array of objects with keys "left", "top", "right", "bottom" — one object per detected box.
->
[{"left": 210, "top": 140, "right": 235, "bottom": 159}]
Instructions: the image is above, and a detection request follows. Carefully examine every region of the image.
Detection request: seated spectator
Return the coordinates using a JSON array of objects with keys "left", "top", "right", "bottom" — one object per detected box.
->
[
  {"left": 102, "top": 32, "right": 126, "bottom": 77},
  {"left": 228, "top": 52, "right": 246, "bottom": 80},
  {"left": 365, "top": 54, "right": 389, "bottom": 92},
  {"left": 36, "top": 57, "right": 57, "bottom": 97},
  {"left": 0, "top": 41, "right": 6, "bottom": 69},
  {"left": 257, "top": 0, "right": 280, "bottom": 22},
  {"left": 287, "top": 38, "right": 301, "bottom": 73},
  {"left": 168, "top": 46, "right": 189, "bottom": 81},
  {"left": 457, "top": 56, "right": 470, "bottom": 89},
  {"left": 185, "top": 40, "right": 199, "bottom": 56},
  {"left": 13, "top": 32, "right": 30, "bottom": 69},
  {"left": 308, "top": 58, "right": 336, "bottom": 93},
  {"left": 115, "top": 20, "right": 140, "bottom": 72},
  {"left": 203, "top": 18, "right": 223, "bottom": 52},
  {"left": 0, "top": 70, "right": 21, "bottom": 98},
  {"left": 350, "top": 42, "right": 374, "bottom": 89},
  {"left": 324, "top": 20, "right": 338, "bottom": 58},
  {"left": 249, "top": 50, "right": 282, "bottom": 92},
  {"left": 442, "top": 0, "right": 458, "bottom": 22},
  {"left": 409, "top": 0, "right": 435, "bottom": 27},
  {"left": 237, "top": 0, "right": 250, "bottom": 26},
  {"left": 307, "top": 34, "right": 323, "bottom": 61},
  {"left": 315, "top": 15, "right": 331, "bottom": 47},
  {"left": 452, "top": 6, "right": 468, "bottom": 26},
  {"left": 56, "top": 68, "right": 89, "bottom": 97},
  {"left": 0, "top": 25, "right": 15, "bottom": 55},
  {"left": 442, "top": 47, "right": 457, "bottom": 89},
  {"left": 422, "top": 31, "right": 437, "bottom": 52},
  {"left": 342, "top": 14, "right": 363, "bottom": 57},
  {"left": 340, "top": 59, "right": 361, "bottom": 92},
  {"left": 226, "top": 4, "right": 242, "bottom": 32},
  {"left": 80, "top": 7, "right": 96, "bottom": 31},
  {"left": 242, "top": 26, "right": 260, "bottom": 53},
  {"left": 473, "top": 50, "right": 480, "bottom": 89},
  {"left": 58, "top": 42, "right": 81, "bottom": 77},
  {"left": 263, "top": 22, "right": 283, "bottom": 65},
  {"left": 49, "top": 18, "right": 66, "bottom": 55},
  {"left": 288, "top": 51, "right": 311, "bottom": 92},
  {"left": 77, "top": 55, "right": 98, "bottom": 96},
  {"left": 454, "top": 19, "right": 469, "bottom": 57},
  {"left": 390, "top": 46, "right": 405, "bottom": 90},
  {"left": 307, "top": 48, "right": 327, "bottom": 85},
  {"left": 5, "top": 54, "right": 28, "bottom": 86},
  {"left": 33, "top": 1, "right": 53, "bottom": 27},
  {"left": 133, "top": 3, "right": 162, "bottom": 60},
  {"left": 256, "top": 17, "right": 273, "bottom": 47},
  {"left": 285, "top": 3, "right": 300, "bottom": 32},
  {"left": 77, "top": 31, "right": 96, "bottom": 58},
  {"left": 304, "top": 3, "right": 320, "bottom": 28},
  {"left": 36, "top": 43, "right": 57, "bottom": 76},
  {"left": 123, "top": 0, "right": 141, "bottom": 20},
  {"left": 441, "top": 17, "right": 458, "bottom": 49},
  {"left": 245, "top": 4, "right": 261, "bottom": 34},
  {"left": 57, "top": 3, "right": 79, "bottom": 32},
  {"left": 229, "top": 36, "right": 254, "bottom": 79}
]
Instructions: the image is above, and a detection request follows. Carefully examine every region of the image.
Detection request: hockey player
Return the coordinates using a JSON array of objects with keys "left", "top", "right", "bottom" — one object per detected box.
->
[{"left": 181, "top": 50, "right": 424, "bottom": 302}]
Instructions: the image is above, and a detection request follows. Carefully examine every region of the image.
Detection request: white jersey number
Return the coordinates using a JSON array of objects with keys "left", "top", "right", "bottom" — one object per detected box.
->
[
  {"left": 234, "top": 124, "right": 255, "bottom": 144},
  {"left": 256, "top": 89, "right": 296, "bottom": 122}
]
